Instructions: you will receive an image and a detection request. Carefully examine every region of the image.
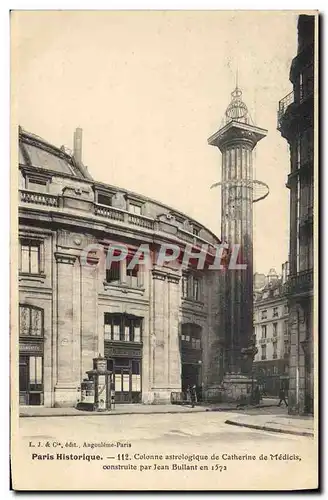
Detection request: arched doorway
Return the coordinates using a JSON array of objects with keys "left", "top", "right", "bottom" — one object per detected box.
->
[{"left": 180, "top": 323, "right": 203, "bottom": 401}]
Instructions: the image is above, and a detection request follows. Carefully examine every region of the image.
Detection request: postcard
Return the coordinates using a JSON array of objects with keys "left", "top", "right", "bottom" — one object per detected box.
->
[{"left": 10, "top": 10, "right": 318, "bottom": 491}]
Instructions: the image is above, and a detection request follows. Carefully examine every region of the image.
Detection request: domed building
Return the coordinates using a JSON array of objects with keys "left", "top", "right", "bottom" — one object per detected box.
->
[{"left": 18, "top": 127, "right": 222, "bottom": 407}]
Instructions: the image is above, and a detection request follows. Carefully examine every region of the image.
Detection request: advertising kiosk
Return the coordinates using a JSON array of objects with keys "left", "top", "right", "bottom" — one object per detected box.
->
[{"left": 77, "top": 355, "right": 113, "bottom": 411}]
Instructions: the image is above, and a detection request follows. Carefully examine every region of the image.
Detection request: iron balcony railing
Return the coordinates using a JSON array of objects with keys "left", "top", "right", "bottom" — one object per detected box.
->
[
  {"left": 286, "top": 269, "right": 313, "bottom": 296},
  {"left": 277, "top": 90, "right": 294, "bottom": 130}
]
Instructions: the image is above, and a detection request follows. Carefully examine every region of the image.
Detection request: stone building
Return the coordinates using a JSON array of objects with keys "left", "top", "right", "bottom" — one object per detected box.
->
[
  {"left": 18, "top": 127, "right": 223, "bottom": 407},
  {"left": 253, "top": 265, "right": 290, "bottom": 396},
  {"left": 277, "top": 15, "right": 315, "bottom": 414}
]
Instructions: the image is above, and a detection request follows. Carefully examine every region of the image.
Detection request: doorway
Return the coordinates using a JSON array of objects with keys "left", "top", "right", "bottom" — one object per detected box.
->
[
  {"left": 19, "top": 355, "right": 43, "bottom": 405},
  {"left": 107, "top": 358, "right": 141, "bottom": 403}
]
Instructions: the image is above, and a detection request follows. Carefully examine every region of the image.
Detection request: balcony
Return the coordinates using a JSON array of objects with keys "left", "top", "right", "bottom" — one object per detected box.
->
[
  {"left": 286, "top": 269, "right": 313, "bottom": 296},
  {"left": 277, "top": 91, "right": 294, "bottom": 130},
  {"left": 19, "top": 189, "right": 217, "bottom": 249},
  {"left": 19, "top": 189, "right": 59, "bottom": 207}
]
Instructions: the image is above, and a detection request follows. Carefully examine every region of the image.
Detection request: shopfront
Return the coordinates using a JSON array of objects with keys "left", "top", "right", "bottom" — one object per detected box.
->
[
  {"left": 19, "top": 305, "right": 44, "bottom": 405},
  {"left": 104, "top": 313, "right": 143, "bottom": 403}
]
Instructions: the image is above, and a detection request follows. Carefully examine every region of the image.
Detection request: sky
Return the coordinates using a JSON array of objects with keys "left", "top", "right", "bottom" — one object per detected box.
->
[{"left": 12, "top": 10, "right": 299, "bottom": 275}]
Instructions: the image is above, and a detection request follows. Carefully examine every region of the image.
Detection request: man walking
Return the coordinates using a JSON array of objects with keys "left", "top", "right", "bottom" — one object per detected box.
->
[
  {"left": 278, "top": 387, "right": 288, "bottom": 407},
  {"left": 190, "top": 385, "right": 197, "bottom": 408}
]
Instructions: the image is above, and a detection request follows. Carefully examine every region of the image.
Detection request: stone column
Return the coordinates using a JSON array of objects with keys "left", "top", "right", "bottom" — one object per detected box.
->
[
  {"left": 167, "top": 274, "right": 181, "bottom": 391},
  {"left": 151, "top": 268, "right": 181, "bottom": 403},
  {"left": 54, "top": 252, "right": 78, "bottom": 407}
]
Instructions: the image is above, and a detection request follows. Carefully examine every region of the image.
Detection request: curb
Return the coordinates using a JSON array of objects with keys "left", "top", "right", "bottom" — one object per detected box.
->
[
  {"left": 19, "top": 403, "right": 279, "bottom": 418},
  {"left": 224, "top": 419, "right": 314, "bottom": 437},
  {"left": 19, "top": 408, "right": 209, "bottom": 418}
]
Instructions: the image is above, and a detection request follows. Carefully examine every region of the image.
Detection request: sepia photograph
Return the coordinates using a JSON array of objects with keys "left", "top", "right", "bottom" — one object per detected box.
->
[{"left": 10, "top": 9, "right": 318, "bottom": 491}]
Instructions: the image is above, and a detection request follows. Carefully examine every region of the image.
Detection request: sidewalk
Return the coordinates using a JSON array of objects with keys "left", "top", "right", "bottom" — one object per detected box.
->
[
  {"left": 19, "top": 398, "right": 279, "bottom": 418},
  {"left": 225, "top": 413, "right": 314, "bottom": 437}
]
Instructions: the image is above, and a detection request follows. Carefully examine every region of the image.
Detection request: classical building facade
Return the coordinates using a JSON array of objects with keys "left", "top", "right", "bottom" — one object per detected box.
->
[
  {"left": 253, "top": 265, "right": 290, "bottom": 396},
  {"left": 277, "top": 15, "right": 315, "bottom": 414},
  {"left": 18, "top": 127, "right": 224, "bottom": 407}
]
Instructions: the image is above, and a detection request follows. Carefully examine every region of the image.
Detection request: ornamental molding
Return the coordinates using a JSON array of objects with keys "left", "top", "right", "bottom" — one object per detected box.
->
[
  {"left": 152, "top": 269, "right": 167, "bottom": 281},
  {"left": 54, "top": 252, "right": 77, "bottom": 265},
  {"left": 167, "top": 274, "right": 181, "bottom": 284}
]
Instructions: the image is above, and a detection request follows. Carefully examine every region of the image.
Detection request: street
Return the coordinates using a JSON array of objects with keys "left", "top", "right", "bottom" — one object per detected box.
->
[{"left": 13, "top": 408, "right": 317, "bottom": 491}]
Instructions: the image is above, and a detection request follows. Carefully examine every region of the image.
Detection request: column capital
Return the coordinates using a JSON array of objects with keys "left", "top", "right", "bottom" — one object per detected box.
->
[
  {"left": 152, "top": 269, "right": 167, "bottom": 281},
  {"left": 54, "top": 252, "right": 77, "bottom": 265},
  {"left": 167, "top": 274, "right": 181, "bottom": 284}
]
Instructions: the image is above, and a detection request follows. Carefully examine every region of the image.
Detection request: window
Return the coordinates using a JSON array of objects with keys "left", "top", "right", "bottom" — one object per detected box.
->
[
  {"left": 126, "top": 257, "right": 139, "bottom": 288},
  {"left": 192, "top": 226, "right": 200, "bottom": 236},
  {"left": 273, "top": 341, "right": 278, "bottom": 359},
  {"left": 261, "top": 344, "right": 266, "bottom": 360},
  {"left": 181, "top": 324, "right": 202, "bottom": 350},
  {"left": 273, "top": 307, "right": 279, "bottom": 318},
  {"left": 261, "top": 310, "right": 267, "bottom": 320},
  {"left": 261, "top": 325, "right": 267, "bottom": 339},
  {"left": 272, "top": 323, "right": 278, "bottom": 337},
  {"left": 129, "top": 203, "right": 142, "bottom": 215},
  {"left": 284, "top": 340, "right": 290, "bottom": 358},
  {"left": 98, "top": 193, "right": 112, "bottom": 207},
  {"left": 182, "top": 274, "right": 188, "bottom": 298},
  {"left": 182, "top": 273, "right": 202, "bottom": 301},
  {"left": 20, "top": 241, "right": 41, "bottom": 274},
  {"left": 104, "top": 314, "right": 143, "bottom": 343},
  {"left": 283, "top": 320, "right": 288, "bottom": 336},
  {"left": 106, "top": 261, "right": 120, "bottom": 284},
  {"left": 29, "top": 356, "right": 43, "bottom": 390},
  {"left": 28, "top": 179, "right": 48, "bottom": 193},
  {"left": 284, "top": 304, "right": 289, "bottom": 315},
  {"left": 193, "top": 277, "right": 200, "bottom": 301},
  {"left": 19, "top": 305, "right": 43, "bottom": 337}
]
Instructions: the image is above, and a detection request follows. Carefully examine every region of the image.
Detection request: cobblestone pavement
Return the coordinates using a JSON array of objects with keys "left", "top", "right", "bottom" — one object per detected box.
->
[{"left": 13, "top": 410, "right": 318, "bottom": 491}]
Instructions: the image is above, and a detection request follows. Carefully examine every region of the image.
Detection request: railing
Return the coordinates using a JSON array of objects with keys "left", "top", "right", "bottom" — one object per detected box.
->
[
  {"left": 128, "top": 213, "right": 154, "bottom": 230},
  {"left": 277, "top": 90, "right": 294, "bottom": 130},
  {"left": 95, "top": 204, "right": 125, "bottom": 222},
  {"left": 19, "top": 189, "right": 59, "bottom": 207},
  {"left": 286, "top": 269, "right": 313, "bottom": 296},
  {"left": 20, "top": 191, "right": 217, "bottom": 246}
]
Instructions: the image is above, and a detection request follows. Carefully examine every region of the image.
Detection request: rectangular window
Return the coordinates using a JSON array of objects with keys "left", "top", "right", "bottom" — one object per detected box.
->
[
  {"left": 113, "top": 318, "right": 120, "bottom": 341},
  {"left": 126, "top": 258, "right": 139, "bottom": 288},
  {"left": 104, "top": 314, "right": 142, "bottom": 343},
  {"left": 192, "top": 227, "right": 200, "bottom": 236},
  {"left": 129, "top": 203, "right": 142, "bottom": 215},
  {"left": 29, "top": 356, "right": 43, "bottom": 389},
  {"left": 284, "top": 320, "right": 288, "bottom": 336},
  {"left": 261, "top": 310, "right": 267, "bottom": 320},
  {"left": 261, "top": 325, "right": 267, "bottom": 339},
  {"left": 261, "top": 345, "right": 266, "bottom": 360},
  {"left": 20, "top": 242, "right": 40, "bottom": 274},
  {"left": 284, "top": 304, "right": 289, "bottom": 315},
  {"left": 193, "top": 277, "right": 200, "bottom": 301},
  {"left": 272, "top": 323, "right": 278, "bottom": 337},
  {"left": 28, "top": 179, "right": 47, "bottom": 193},
  {"left": 284, "top": 340, "right": 289, "bottom": 355},
  {"left": 273, "top": 342, "right": 278, "bottom": 358},
  {"left": 273, "top": 307, "right": 279, "bottom": 318},
  {"left": 19, "top": 306, "right": 43, "bottom": 337},
  {"left": 98, "top": 193, "right": 112, "bottom": 207},
  {"left": 106, "top": 261, "right": 120, "bottom": 284}
]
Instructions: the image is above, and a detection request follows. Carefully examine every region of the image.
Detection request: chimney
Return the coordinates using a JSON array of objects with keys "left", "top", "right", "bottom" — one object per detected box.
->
[{"left": 73, "top": 127, "right": 83, "bottom": 165}]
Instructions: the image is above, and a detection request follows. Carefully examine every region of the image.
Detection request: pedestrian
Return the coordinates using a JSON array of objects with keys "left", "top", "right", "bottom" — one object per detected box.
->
[
  {"left": 278, "top": 387, "right": 288, "bottom": 407},
  {"left": 190, "top": 385, "right": 197, "bottom": 408},
  {"left": 186, "top": 385, "right": 191, "bottom": 405},
  {"left": 254, "top": 385, "right": 261, "bottom": 405}
]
